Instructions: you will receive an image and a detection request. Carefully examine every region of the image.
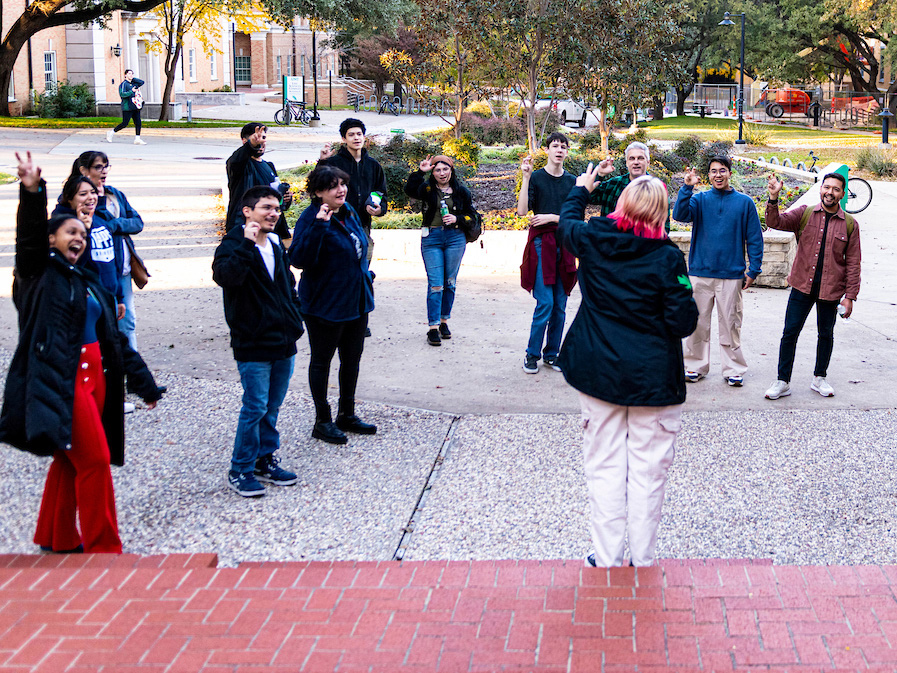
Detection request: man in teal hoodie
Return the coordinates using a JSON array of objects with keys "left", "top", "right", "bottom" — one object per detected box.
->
[{"left": 672, "top": 156, "right": 763, "bottom": 387}]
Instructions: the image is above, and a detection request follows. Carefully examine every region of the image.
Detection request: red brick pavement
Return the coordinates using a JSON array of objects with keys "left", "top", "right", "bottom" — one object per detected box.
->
[{"left": 1, "top": 553, "right": 896, "bottom": 672}]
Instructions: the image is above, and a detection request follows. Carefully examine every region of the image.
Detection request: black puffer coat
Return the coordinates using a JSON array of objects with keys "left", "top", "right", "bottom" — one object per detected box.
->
[
  {"left": 0, "top": 185, "right": 163, "bottom": 465},
  {"left": 558, "top": 186, "right": 698, "bottom": 407}
]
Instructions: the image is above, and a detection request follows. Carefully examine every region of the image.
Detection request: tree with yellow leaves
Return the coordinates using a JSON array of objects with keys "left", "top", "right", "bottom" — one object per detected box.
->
[{"left": 145, "top": 0, "right": 263, "bottom": 120}]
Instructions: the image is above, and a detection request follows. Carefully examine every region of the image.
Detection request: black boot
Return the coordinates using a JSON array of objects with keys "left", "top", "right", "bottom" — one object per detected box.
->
[
  {"left": 312, "top": 421, "right": 348, "bottom": 445},
  {"left": 336, "top": 414, "right": 377, "bottom": 435}
]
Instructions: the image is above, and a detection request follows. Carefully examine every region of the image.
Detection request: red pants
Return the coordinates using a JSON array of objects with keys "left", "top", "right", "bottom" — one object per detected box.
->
[{"left": 33, "top": 342, "right": 122, "bottom": 553}]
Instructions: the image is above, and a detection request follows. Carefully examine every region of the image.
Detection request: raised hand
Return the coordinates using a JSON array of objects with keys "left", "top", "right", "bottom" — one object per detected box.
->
[
  {"left": 596, "top": 158, "right": 615, "bottom": 176},
  {"left": 419, "top": 155, "right": 433, "bottom": 173},
  {"left": 684, "top": 168, "right": 700, "bottom": 186},
  {"left": 316, "top": 203, "right": 334, "bottom": 221},
  {"left": 319, "top": 143, "right": 335, "bottom": 160},
  {"left": 15, "top": 151, "right": 41, "bottom": 192},
  {"left": 243, "top": 221, "right": 261, "bottom": 241},
  {"left": 575, "top": 162, "right": 602, "bottom": 193},
  {"left": 767, "top": 173, "right": 783, "bottom": 199},
  {"left": 250, "top": 126, "right": 266, "bottom": 148},
  {"left": 520, "top": 155, "right": 533, "bottom": 176}
]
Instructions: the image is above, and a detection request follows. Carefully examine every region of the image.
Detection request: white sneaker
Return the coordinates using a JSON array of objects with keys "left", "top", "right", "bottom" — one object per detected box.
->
[
  {"left": 811, "top": 376, "right": 834, "bottom": 397},
  {"left": 106, "top": 130, "right": 114, "bottom": 143},
  {"left": 765, "top": 380, "right": 791, "bottom": 400},
  {"left": 124, "top": 402, "right": 136, "bottom": 414},
  {"left": 134, "top": 137, "right": 146, "bottom": 145}
]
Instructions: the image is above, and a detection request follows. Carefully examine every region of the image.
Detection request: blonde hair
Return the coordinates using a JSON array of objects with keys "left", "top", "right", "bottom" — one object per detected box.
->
[{"left": 612, "top": 175, "right": 668, "bottom": 234}]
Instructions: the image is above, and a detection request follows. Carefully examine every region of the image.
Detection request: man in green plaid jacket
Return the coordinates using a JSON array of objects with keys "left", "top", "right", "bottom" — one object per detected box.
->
[{"left": 590, "top": 142, "right": 671, "bottom": 232}]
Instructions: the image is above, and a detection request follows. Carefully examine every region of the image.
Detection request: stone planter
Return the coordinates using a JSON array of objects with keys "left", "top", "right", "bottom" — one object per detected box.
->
[
  {"left": 669, "top": 230, "right": 796, "bottom": 289},
  {"left": 372, "top": 228, "right": 796, "bottom": 288},
  {"left": 175, "top": 92, "right": 245, "bottom": 106}
]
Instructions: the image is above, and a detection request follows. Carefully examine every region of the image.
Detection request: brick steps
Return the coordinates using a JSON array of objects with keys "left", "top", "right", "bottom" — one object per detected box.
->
[{"left": 2, "top": 554, "right": 896, "bottom": 672}]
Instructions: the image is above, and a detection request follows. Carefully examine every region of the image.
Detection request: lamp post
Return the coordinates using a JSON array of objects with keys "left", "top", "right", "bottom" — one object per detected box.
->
[
  {"left": 719, "top": 11, "right": 746, "bottom": 145},
  {"left": 880, "top": 107, "right": 894, "bottom": 147}
]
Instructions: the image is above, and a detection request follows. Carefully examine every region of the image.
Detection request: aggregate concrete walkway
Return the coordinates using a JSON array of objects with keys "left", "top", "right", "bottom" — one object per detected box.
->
[{"left": 6, "top": 553, "right": 897, "bottom": 672}]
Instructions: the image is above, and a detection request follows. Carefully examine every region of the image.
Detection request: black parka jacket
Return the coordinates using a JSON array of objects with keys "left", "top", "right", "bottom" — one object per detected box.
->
[
  {"left": 0, "top": 185, "right": 163, "bottom": 464},
  {"left": 212, "top": 224, "right": 304, "bottom": 361},
  {"left": 557, "top": 186, "right": 699, "bottom": 407}
]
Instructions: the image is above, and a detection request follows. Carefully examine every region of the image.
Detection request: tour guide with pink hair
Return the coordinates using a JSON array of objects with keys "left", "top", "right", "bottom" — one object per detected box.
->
[{"left": 557, "top": 169, "right": 699, "bottom": 567}]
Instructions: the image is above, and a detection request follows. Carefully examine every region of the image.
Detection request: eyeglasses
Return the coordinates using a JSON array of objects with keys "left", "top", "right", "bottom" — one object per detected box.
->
[{"left": 91, "top": 163, "right": 110, "bottom": 170}]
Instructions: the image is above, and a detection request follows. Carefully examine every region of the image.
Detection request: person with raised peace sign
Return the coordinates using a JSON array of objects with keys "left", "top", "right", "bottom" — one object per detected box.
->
[{"left": 0, "top": 152, "right": 164, "bottom": 553}]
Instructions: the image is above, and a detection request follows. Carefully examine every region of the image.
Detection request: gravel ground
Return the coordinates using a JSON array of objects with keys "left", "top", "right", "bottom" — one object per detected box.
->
[
  {"left": 403, "top": 409, "right": 897, "bottom": 565},
  {"left": 0, "top": 351, "right": 454, "bottom": 567}
]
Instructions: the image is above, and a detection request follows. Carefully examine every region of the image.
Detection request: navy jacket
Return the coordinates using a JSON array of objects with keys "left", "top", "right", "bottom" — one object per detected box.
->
[
  {"left": 212, "top": 225, "right": 304, "bottom": 362},
  {"left": 289, "top": 202, "right": 374, "bottom": 322},
  {"left": 318, "top": 146, "right": 388, "bottom": 232},
  {"left": 558, "top": 186, "right": 699, "bottom": 407}
]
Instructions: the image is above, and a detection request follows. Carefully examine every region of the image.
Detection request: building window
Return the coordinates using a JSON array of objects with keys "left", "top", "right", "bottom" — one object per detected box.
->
[
  {"left": 210, "top": 54, "right": 217, "bottom": 80},
  {"left": 8, "top": 70, "right": 14, "bottom": 102},
  {"left": 235, "top": 56, "right": 251, "bottom": 85},
  {"left": 286, "top": 55, "right": 293, "bottom": 77},
  {"left": 189, "top": 48, "right": 197, "bottom": 81},
  {"left": 276, "top": 55, "right": 282, "bottom": 80},
  {"left": 880, "top": 46, "right": 886, "bottom": 83},
  {"left": 43, "top": 52, "right": 57, "bottom": 92}
]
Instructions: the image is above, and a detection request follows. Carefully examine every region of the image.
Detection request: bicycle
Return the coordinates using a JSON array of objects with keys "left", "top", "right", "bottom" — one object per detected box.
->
[
  {"left": 274, "top": 100, "right": 311, "bottom": 125},
  {"left": 796, "top": 151, "right": 819, "bottom": 174},
  {"left": 349, "top": 92, "right": 361, "bottom": 113},
  {"left": 845, "top": 176, "right": 872, "bottom": 214},
  {"left": 378, "top": 96, "right": 400, "bottom": 116}
]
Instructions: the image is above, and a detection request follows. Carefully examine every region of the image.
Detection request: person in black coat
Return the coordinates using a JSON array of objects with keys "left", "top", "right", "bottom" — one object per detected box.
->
[
  {"left": 557, "top": 168, "right": 698, "bottom": 568},
  {"left": 212, "top": 186, "right": 305, "bottom": 498},
  {"left": 404, "top": 155, "right": 477, "bottom": 346},
  {"left": 225, "top": 123, "right": 292, "bottom": 242},
  {"left": 0, "top": 152, "right": 164, "bottom": 554},
  {"left": 290, "top": 165, "right": 376, "bottom": 446}
]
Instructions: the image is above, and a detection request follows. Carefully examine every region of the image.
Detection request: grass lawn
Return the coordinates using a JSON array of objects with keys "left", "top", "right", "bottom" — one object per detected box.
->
[
  {"left": 643, "top": 115, "right": 876, "bottom": 146},
  {"left": 0, "top": 116, "right": 255, "bottom": 129},
  {"left": 0, "top": 172, "right": 15, "bottom": 185}
]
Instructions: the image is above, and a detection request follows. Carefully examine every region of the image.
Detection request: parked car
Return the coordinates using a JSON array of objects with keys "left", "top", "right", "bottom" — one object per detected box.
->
[{"left": 553, "top": 99, "right": 589, "bottom": 127}]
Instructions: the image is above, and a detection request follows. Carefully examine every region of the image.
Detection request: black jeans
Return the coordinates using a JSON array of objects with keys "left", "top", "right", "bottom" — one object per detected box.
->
[
  {"left": 305, "top": 314, "right": 368, "bottom": 422},
  {"left": 777, "top": 288, "right": 839, "bottom": 382},
  {"left": 114, "top": 108, "right": 142, "bottom": 134}
]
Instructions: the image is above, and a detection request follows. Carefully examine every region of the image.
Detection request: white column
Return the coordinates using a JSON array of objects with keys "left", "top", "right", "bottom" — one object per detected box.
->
[{"left": 128, "top": 24, "right": 139, "bottom": 76}]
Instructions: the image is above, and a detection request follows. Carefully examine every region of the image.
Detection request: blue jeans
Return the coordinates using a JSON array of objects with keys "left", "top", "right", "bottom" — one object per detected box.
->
[
  {"left": 120, "top": 273, "right": 137, "bottom": 350},
  {"left": 421, "top": 226, "right": 467, "bottom": 326},
  {"left": 232, "top": 356, "right": 295, "bottom": 473},
  {"left": 526, "top": 236, "right": 568, "bottom": 359}
]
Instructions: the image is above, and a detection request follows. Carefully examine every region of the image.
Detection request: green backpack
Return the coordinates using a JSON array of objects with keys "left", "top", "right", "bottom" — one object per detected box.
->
[{"left": 797, "top": 206, "right": 854, "bottom": 241}]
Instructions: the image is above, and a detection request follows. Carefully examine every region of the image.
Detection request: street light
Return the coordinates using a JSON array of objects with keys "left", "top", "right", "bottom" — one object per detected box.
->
[
  {"left": 880, "top": 107, "right": 894, "bottom": 147},
  {"left": 719, "top": 11, "right": 746, "bottom": 145}
]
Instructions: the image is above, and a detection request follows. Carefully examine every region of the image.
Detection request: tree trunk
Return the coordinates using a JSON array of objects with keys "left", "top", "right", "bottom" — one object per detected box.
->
[
  {"left": 598, "top": 104, "right": 609, "bottom": 156},
  {"left": 652, "top": 95, "right": 664, "bottom": 121},
  {"left": 159, "top": 44, "right": 182, "bottom": 122},
  {"left": 0, "top": 11, "right": 45, "bottom": 115},
  {"left": 676, "top": 84, "right": 695, "bottom": 116}
]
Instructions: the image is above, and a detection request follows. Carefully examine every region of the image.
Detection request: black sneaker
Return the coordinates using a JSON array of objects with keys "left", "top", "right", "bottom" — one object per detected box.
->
[
  {"left": 364, "top": 327, "right": 372, "bottom": 338},
  {"left": 543, "top": 355, "right": 562, "bottom": 372},
  {"left": 523, "top": 354, "right": 539, "bottom": 374},
  {"left": 584, "top": 553, "right": 597, "bottom": 568},
  {"left": 312, "top": 421, "right": 348, "bottom": 445},
  {"left": 254, "top": 454, "right": 298, "bottom": 486},
  {"left": 227, "top": 470, "right": 265, "bottom": 497},
  {"left": 427, "top": 328, "right": 441, "bottom": 346},
  {"left": 438, "top": 323, "right": 452, "bottom": 339}
]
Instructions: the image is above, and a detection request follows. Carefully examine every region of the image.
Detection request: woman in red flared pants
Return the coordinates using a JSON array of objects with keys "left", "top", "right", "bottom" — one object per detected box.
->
[{"left": 0, "top": 152, "right": 164, "bottom": 553}]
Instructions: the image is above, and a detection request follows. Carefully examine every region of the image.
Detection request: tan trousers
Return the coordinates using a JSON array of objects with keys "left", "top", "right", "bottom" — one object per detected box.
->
[
  {"left": 683, "top": 276, "right": 748, "bottom": 377},
  {"left": 579, "top": 393, "right": 681, "bottom": 567}
]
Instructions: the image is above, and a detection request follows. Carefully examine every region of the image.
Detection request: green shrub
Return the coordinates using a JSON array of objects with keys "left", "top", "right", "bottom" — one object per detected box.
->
[
  {"left": 672, "top": 135, "right": 704, "bottom": 163},
  {"left": 442, "top": 132, "right": 481, "bottom": 168},
  {"left": 857, "top": 147, "right": 897, "bottom": 176},
  {"left": 656, "top": 150, "right": 686, "bottom": 173},
  {"left": 578, "top": 129, "right": 603, "bottom": 151},
  {"left": 742, "top": 123, "right": 770, "bottom": 147},
  {"left": 464, "top": 100, "right": 494, "bottom": 118},
  {"left": 36, "top": 81, "right": 95, "bottom": 118},
  {"left": 697, "top": 139, "right": 734, "bottom": 175}
]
